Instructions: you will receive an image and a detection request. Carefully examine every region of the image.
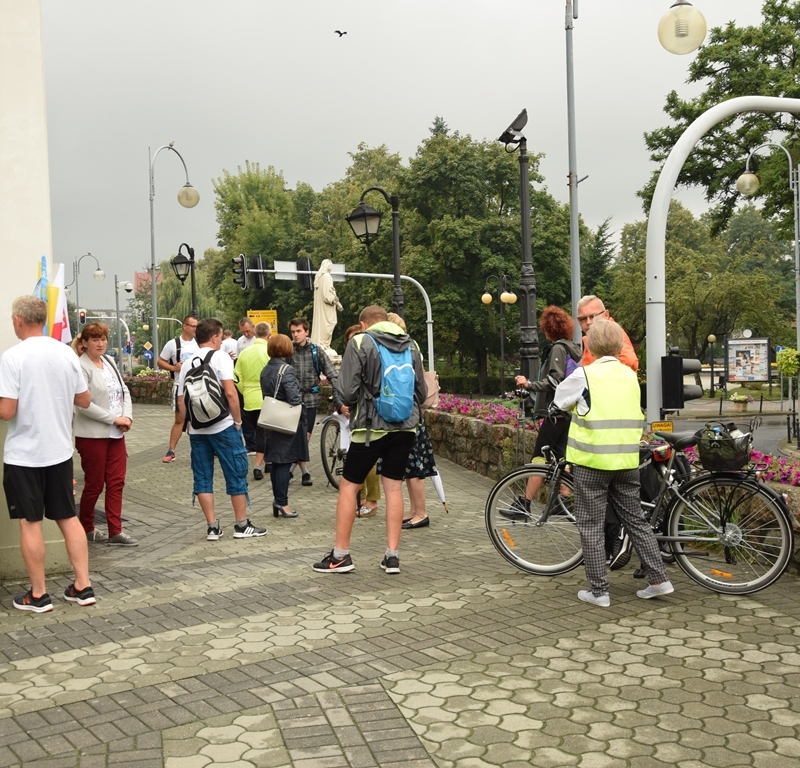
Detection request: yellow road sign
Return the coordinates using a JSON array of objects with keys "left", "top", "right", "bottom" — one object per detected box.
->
[{"left": 651, "top": 421, "right": 673, "bottom": 432}]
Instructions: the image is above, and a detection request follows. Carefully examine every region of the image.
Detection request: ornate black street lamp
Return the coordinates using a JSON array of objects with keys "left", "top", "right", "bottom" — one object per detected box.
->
[
  {"left": 346, "top": 187, "right": 404, "bottom": 317},
  {"left": 170, "top": 242, "right": 198, "bottom": 318},
  {"left": 482, "top": 275, "right": 518, "bottom": 394},
  {"left": 498, "top": 109, "right": 538, "bottom": 386}
]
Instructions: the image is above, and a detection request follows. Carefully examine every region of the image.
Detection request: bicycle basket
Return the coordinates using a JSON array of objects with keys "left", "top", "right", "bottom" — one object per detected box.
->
[{"left": 696, "top": 423, "right": 752, "bottom": 472}]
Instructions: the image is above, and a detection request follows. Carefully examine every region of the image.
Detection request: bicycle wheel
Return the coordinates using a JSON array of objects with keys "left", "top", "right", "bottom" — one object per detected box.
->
[
  {"left": 668, "top": 474, "right": 794, "bottom": 594},
  {"left": 320, "top": 418, "right": 345, "bottom": 489},
  {"left": 485, "top": 465, "right": 583, "bottom": 576}
]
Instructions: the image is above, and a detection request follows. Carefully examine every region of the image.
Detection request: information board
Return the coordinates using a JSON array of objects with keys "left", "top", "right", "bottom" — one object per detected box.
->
[{"left": 726, "top": 338, "right": 770, "bottom": 382}]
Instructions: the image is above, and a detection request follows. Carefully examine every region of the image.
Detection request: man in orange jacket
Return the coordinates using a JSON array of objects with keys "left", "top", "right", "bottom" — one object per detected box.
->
[{"left": 577, "top": 295, "right": 638, "bottom": 371}]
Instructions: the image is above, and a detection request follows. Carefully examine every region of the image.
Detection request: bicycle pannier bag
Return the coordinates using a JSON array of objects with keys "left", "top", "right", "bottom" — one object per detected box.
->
[
  {"left": 696, "top": 422, "right": 752, "bottom": 471},
  {"left": 258, "top": 364, "right": 302, "bottom": 434},
  {"left": 183, "top": 350, "right": 230, "bottom": 429}
]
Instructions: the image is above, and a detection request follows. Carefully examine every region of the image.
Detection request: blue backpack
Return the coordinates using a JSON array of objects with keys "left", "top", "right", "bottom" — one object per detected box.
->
[
  {"left": 557, "top": 341, "right": 580, "bottom": 380},
  {"left": 365, "top": 332, "right": 415, "bottom": 422}
]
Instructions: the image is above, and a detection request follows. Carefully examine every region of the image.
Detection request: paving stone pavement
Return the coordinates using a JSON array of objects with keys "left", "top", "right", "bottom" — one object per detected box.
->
[{"left": 0, "top": 403, "right": 798, "bottom": 767}]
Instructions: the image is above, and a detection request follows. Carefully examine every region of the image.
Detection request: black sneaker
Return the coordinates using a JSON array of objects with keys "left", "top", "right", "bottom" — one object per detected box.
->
[
  {"left": 499, "top": 496, "right": 531, "bottom": 522},
  {"left": 313, "top": 550, "right": 355, "bottom": 573},
  {"left": 608, "top": 533, "right": 631, "bottom": 570},
  {"left": 233, "top": 519, "right": 267, "bottom": 538},
  {"left": 64, "top": 583, "right": 96, "bottom": 606},
  {"left": 380, "top": 555, "right": 400, "bottom": 575},
  {"left": 301, "top": 472, "right": 313, "bottom": 486},
  {"left": 13, "top": 590, "right": 53, "bottom": 613},
  {"left": 207, "top": 524, "right": 223, "bottom": 541},
  {"left": 253, "top": 467, "right": 264, "bottom": 481}
]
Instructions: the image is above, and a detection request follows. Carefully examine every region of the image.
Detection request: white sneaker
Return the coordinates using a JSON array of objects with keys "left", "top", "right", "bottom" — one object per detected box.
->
[
  {"left": 578, "top": 590, "right": 610, "bottom": 607},
  {"left": 636, "top": 581, "right": 674, "bottom": 599}
]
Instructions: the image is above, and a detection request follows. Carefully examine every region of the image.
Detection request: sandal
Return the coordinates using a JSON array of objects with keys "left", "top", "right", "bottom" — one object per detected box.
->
[{"left": 356, "top": 505, "right": 377, "bottom": 517}]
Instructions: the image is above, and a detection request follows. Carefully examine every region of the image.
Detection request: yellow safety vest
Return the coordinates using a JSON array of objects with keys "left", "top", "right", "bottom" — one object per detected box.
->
[{"left": 566, "top": 360, "right": 644, "bottom": 470}]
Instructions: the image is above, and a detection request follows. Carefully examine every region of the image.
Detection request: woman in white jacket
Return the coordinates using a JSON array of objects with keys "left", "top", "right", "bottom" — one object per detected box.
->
[{"left": 73, "top": 323, "right": 137, "bottom": 546}]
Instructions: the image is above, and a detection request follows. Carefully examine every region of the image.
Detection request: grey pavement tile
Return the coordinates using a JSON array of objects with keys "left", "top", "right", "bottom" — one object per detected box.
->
[{"left": 2, "top": 403, "right": 796, "bottom": 768}]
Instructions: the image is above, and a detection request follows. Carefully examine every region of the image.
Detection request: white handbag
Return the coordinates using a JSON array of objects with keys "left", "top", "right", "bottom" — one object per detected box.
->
[{"left": 257, "top": 364, "right": 302, "bottom": 434}]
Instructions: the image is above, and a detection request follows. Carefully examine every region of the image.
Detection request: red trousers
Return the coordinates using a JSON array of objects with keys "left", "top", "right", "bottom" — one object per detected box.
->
[{"left": 75, "top": 436, "right": 127, "bottom": 537}]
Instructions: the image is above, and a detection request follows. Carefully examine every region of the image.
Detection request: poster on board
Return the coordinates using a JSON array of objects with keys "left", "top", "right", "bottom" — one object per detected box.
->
[{"left": 726, "top": 338, "right": 770, "bottom": 382}]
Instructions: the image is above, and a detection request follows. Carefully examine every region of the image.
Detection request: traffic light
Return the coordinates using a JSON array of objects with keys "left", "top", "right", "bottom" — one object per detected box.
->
[
  {"left": 661, "top": 350, "right": 703, "bottom": 411},
  {"left": 250, "top": 254, "right": 265, "bottom": 290},
  {"left": 78, "top": 309, "right": 87, "bottom": 326},
  {"left": 297, "top": 256, "right": 314, "bottom": 291},
  {"left": 232, "top": 253, "right": 248, "bottom": 290}
]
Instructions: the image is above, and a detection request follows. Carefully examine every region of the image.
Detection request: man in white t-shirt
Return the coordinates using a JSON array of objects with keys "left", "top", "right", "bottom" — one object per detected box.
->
[
  {"left": 236, "top": 317, "right": 255, "bottom": 356},
  {"left": 0, "top": 296, "right": 95, "bottom": 613},
  {"left": 221, "top": 330, "right": 238, "bottom": 359},
  {"left": 177, "top": 318, "right": 267, "bottom": 542},
  {"left": 157, "top": 315, "right": 199, "bottom": 463}
]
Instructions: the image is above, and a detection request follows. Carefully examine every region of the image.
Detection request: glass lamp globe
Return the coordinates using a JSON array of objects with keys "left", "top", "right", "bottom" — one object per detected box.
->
[
  {"left": 500, "top": 291, "right": 517, "bottom": 304},
  {"left": 658, "top": 1, "right": 707, "bottom": 55},
  {"left": 93, "top": 268, "right": 105, "bottom": 282},
  {"left": 177, "top": 183, "right": 200, "bottom": 208},
  {"left": 481, "top": 293, "right": 493, "bottom": 305},
  {"left": 736, "top": 172, "right": 760, "bottom": 197}
]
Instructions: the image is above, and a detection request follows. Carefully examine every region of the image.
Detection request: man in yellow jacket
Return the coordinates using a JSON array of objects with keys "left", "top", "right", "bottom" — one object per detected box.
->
[
  {"left": 554, "top": 319, "right": 674, "bottom": 607},
  {"left": 234, "top": 322, "right": 270, "bottom": 479}
]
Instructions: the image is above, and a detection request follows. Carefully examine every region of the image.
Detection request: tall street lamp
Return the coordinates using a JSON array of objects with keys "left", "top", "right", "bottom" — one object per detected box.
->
[
  {"left": 482, "top": 275, "right": 517, "bottom": 394},
  {"left": 170, "top": 243, "right": 198, "bottom": 318},
  {"left": 497, "top": 109, "right": 539, "bottom": 386},
  {"left": 114, "top": 276, "right": 133, "bottom": 357},
  {"left": 564, "top": 0, "right": 585, "bottom": 339},
  {"left": 658, "top": 1, "right": 707, "bottom": 55},
  {"left": 346, "top": 187, "right": 404, "bottom": 317},
  {"left": 736, "top": 142, "right": 800, "bottom": 350},
  {"left": 708, "top": 333, "right": 717, "bottom": 397},
  {"left": 149, "top": 143, "right": 199, "bottom": 360},
  {"left": 65, "top": 252, "right": 105, "bottom": 328}
]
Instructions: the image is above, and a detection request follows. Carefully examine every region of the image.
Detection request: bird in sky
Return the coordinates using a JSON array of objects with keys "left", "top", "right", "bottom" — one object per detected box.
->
[{"left": 334, "top": 30, "right": 347, "bottom": 37}]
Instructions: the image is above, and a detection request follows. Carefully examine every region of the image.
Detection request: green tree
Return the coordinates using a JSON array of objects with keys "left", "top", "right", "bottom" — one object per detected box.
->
[
  {"left": 610, "top": 202, "right": 788, "bottom": 364},
  {"left": 581, "top": 217, "right": 615, "bottom": 298},
  {"left": 640, "top": 0, "right": 800, "bottom": 236}
]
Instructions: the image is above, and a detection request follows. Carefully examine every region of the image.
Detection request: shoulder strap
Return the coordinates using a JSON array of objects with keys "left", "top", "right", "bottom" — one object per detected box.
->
[
  {"left": 101, "top": 354, "right": 125, "bottom": 393},
  {"left": 273, "top": 363, "right": 290, "bottom": 398},
  {"left": 310, "top": 342, "right": 320, "bottom": 375},
  {"left": 175, "top": 335, "right": 181, "bottom": 362}
]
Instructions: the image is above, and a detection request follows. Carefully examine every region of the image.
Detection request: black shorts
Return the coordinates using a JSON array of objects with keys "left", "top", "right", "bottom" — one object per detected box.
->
[
  {"left": 343, "top": 431, "right": 415, "bottom": 484},
  {"left": 3, "top": 459, "right": 77, "bottom": 523}
]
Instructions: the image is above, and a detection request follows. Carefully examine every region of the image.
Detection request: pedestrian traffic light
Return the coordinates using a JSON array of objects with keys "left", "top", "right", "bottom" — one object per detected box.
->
[
  {"left": 232, "top": 253, "right": 248, "bottom": 290},
  {"left": 250, "top": 254, "right": 265, "bottom": 291},
  {"left": 297, "top": 256, "right": 314, "bottom": 291},
  {"left": 661, "top": 349, "right": 703, "bottom": 411},
  {"left": 79, "top": 309, "right": 87, "bottom": 326}
]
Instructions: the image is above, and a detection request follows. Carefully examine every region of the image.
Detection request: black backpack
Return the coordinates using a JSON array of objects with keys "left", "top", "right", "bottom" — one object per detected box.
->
[{"left": 183, "top": 350, "right": 230, "bottom": 429}]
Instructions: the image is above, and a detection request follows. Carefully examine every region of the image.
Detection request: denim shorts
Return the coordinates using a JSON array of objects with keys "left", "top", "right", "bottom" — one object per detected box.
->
[{"left": 189, "top": 424, "right": 249, "bottom": 497}]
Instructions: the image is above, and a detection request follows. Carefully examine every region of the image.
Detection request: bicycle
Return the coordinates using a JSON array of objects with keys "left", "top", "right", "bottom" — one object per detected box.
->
[
  {"left": 320, "top": 413, "right": 347, "bottom": 488},
  {"left": 485, "top": 430, "right": 794, "bottom": 595}
]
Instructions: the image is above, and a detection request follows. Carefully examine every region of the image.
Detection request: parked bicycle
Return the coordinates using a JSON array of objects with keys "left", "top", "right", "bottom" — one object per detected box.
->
[
  {"left": 485, "top": 429, "right": 794, "bottom": 595},
  {"left": 320, "top": 413, "right": 347, "bottom": 488}
]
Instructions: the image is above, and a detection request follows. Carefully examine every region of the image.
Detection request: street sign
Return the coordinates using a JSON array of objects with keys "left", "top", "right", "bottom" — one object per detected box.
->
[
  {"left": 143, "top": 350, "right": 153, "bottom": 360},
  {"left": 143, "top": 341, "right": 153, "bottom": 351},
  {"left": 651, "top": 421, "right": 673, "bottom": 433}
]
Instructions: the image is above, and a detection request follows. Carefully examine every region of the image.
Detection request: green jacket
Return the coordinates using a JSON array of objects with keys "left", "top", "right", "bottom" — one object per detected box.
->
[{"left": 234, "top": 338, "right": 270, "bottom": 411}]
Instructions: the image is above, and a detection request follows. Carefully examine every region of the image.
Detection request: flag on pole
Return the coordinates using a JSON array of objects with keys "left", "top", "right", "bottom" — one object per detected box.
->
[
  {"left": 33, "top": 256, "right": 49, "bottom": 336},
  {"left": 48, "top": 263, "right": 72, "bottom": 343}
]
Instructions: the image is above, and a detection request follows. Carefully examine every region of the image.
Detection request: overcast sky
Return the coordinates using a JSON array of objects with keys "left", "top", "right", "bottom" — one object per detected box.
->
[{"left": 40, "top": 0, "right": 766, "bottom": 309}]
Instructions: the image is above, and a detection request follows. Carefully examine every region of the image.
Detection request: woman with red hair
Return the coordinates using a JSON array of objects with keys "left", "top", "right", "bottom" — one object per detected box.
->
[{"left": 513, "top": 306, "right": 581, "bottom": 501}]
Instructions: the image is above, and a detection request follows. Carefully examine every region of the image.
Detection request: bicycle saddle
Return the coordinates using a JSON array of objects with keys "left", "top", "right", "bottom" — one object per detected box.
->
[{"left": 653, "top": 430, "right": 697, "bottom": 450}]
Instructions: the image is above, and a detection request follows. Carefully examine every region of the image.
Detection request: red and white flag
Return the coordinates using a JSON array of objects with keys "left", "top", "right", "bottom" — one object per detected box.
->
[{"left": 48, "top": 263, "right": 72, "bottom": 344}]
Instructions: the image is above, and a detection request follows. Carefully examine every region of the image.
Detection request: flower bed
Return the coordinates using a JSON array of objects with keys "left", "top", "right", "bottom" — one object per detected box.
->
[{"left": 125, "top": 371, "right": 173, "bottom": 405}]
